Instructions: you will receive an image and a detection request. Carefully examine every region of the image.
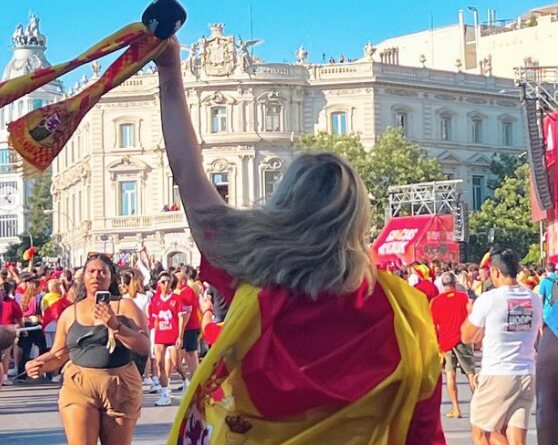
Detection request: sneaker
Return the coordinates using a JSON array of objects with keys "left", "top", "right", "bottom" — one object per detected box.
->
[
  {"left": 51, "top": 375, "right": 61, "bottom": 384},
  {"left": 143, "top": 377, "right": 153, "bottom": 385},
  {"left": 155, "top": 392, "right": 171, "bottom": 406},
  {"left": 7, "top": 368, "right": 16, "bottom": 377},
  {"left": 174, "top": 380, "right": 189, "bottom": 395},
  {"left": 149, "top": 383, "right": 162, "bottom": 394},
  {"left": 2, "top": 379, "right": 13, "bottom": 386}
]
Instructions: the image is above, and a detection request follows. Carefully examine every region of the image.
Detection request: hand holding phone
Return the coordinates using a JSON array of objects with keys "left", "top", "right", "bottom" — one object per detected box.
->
[{"left": 95, "top": 291, "right": 112, "bottom": 305}]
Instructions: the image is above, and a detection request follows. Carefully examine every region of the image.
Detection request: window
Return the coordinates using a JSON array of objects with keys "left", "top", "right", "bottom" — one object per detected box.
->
[
  {"left": 211, "top": 173, "right": 229, "bottom": 203},
  {"left": 331, "top": 112, "right": 347, "bottom": 135},
  {"left": 441, "top": 116, "right": 452, "bottom": 141},
  {"left": 472, "top": 175, "right": 484, "bottom": 211},
  {"left": 119, "top": 181, "right": 137, "bottom": 216},
  {"left": 119, "top": 123, "right": 135, "bottom": 148},
  {"left": 32, "top": 99, "right": 43, "bottom": 110},
  {"left": 265, "top": 104, "right": 281, "bottom": 132},
  {"left": 264, "top": 170, "right": 282, "bottom": 200},
  {"left": 395, "top": 111, "right": 408, "bottom": 136},
  {"left": 17, "top": 101, "right": 23, "bottom": 117},
  {"left": 169, "top": 177, "right": 181, "bottom": 209},
  {"left": 211, "top": 107, "right": 227, "bottom": 133},
  {"left": 502, "top": 122, "right": 513, "bottom": 146},
  {"left": 472, "top": 119, "right": 483, "bottom": 144},
  {"left": 0, "top": 148, "right": 15, "bottom": 173},
  {"left": 0, "top": 215, "right": 18, "bottom": 238}
]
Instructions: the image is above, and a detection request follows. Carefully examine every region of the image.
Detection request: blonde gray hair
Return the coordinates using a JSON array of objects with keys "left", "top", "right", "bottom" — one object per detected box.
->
[{"left": 190, "top": 152, "right": 375, "bottom": 298}]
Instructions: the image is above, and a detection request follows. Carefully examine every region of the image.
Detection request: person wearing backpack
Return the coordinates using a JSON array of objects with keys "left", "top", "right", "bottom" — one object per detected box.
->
[{"left": 536, "top": 262, "right": 558, "bottom": 444}]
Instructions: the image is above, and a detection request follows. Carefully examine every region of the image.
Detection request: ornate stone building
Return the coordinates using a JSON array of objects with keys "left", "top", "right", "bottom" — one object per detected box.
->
[
  {"left": 0, "top": 21, "right": 525, "bottom": 265},
  {"left": 0, "top": 15, "right": 63, "bottom": 255}
]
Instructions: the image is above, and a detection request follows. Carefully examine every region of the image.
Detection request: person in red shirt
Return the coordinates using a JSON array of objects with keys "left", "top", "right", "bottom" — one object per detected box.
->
[
  {"left": 174, "top": 267, "right": 199, "bottom": 387},
  {"left": 414, "top": 265, "right": 440, "bottom": 302},
  {"left": 430, "top": 272, "right": 476, "bottom": 418},
  {"left": 0, "top": 281, "right": 23, "bottom": 387},
  {"left": 151, "top": 272, "right": 189, "bottom": 406}
]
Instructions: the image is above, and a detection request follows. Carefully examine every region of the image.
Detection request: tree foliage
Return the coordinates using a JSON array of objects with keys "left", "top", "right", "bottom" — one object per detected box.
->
[
  {"left": 3, "top": 172, "right": 53, "bottom": 265},
  {"left": 300, "top": 128, "right": 446, "bottom": 229},
  {"left": 488, "top": 153, "right": 526, "bottom": 190},
  {"left": 469, "top": 163, "right": 538, "bottom": 261}
]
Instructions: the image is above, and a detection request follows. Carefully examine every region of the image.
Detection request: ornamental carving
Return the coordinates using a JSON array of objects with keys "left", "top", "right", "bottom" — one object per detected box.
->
[
  {"left": 201, "top": 24, "right": 237, "bottom": 77},
  {"left": 202, "top": 91, "right": 236, "bottom": 106},
  {"left": 261, "top": 157, "right": 284, "bottom": 171},
  {"left": 207, "top": 158, "right": 234, "bottom": 173}
]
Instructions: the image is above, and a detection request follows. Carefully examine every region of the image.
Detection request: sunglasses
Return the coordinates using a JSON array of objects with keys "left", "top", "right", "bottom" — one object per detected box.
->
[
  {"left": 87, "top": 252, "right": 114, "bottom": 259},
  {"left": 159, "top": 280, "right": 170, "bottom": 285}
]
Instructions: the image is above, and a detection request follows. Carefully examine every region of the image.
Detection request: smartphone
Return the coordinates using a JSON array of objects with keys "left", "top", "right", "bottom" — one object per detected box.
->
[{"left": 95, "top": 291, "right": 112, "bottom": 304}]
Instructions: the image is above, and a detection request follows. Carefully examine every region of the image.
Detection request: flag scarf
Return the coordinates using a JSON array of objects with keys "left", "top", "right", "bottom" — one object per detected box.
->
[
  {"left": 2, "top": 23, "right": 166, "bottom": 174},
  {"left": 168, "top": 271, "right": 441, "bottom": 445},
  {"left": 41, "top": 296, "right": 72, "bottom": 330}
]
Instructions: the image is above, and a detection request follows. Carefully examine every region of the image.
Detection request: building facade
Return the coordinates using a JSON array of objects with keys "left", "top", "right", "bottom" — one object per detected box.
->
[
  {"left": 375, "top": 5, "right": 558, "bottom": 78},
  {"left": 0, "top": 15, "right": 63, "bottom": 256},
  {"left": 45, "top": 24, "right": 524, "bottom": 266}
]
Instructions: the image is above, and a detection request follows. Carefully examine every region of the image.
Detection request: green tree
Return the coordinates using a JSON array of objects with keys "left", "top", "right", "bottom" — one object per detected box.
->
[
  {"left": 3, "top": 172, "right": 53, "bottom": 265},
  {"left": 301, "top": 128, "right": 446, "bottom": 229},
  {"left": 488, "top": 153, "right": 526, "bottom": 190},
  {"left": 469, "top": 163, "right": 538, "bottom": 261}
]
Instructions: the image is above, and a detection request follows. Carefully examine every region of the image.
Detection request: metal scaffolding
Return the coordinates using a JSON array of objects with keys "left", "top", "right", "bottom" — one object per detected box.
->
[{"left": 387, "top": 180, "right": 463, "bottom": 218}]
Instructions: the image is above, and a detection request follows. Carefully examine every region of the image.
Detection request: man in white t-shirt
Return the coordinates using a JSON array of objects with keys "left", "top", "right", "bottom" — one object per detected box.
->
[{"left": 461, "top": 249, "right": 542, "bottom": 445}]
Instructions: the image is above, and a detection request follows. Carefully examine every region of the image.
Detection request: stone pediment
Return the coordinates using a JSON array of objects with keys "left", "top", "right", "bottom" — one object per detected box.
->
[
  {"left": 201, "top": 90, "right": 236, "bottom": 106},
  {"left": 107, "top": 156, "right": 150, "bottom": 180},
  {"left": 467, "top": 153, "right": 492, "bottom": 165},
  {"left": 437, "top": 151, "right": 462, "bottom": 163}
]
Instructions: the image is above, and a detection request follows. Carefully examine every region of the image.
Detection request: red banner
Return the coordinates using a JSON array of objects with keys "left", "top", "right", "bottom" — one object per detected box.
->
[{"left": 372, "top": 215, "right": 459, "bottom": 265}]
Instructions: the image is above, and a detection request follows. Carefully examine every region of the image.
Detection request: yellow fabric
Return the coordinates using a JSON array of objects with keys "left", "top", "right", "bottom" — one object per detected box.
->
[
  {"left": 40, "top": 292, "right": 62, "bottom": 312},
  {"left": 167, "top": 271, "right": 441, "bottom": 445}
]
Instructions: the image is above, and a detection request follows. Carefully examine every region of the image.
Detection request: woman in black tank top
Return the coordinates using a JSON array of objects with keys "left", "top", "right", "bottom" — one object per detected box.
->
[{"left": 25, "top": 254, "right": 150, "bottom": 445}]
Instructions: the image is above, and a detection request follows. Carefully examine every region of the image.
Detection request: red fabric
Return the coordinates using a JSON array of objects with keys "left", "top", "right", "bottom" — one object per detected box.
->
[
  {"left": 202, "top": 322, "right": 223, "bottom": 345},
  {"left": 406, "top": 378, "right": 446, "bottom": 445},
  {"left": 41, "top": 297, "right": 71, "bottom": 330},
  {"left": 179, "top": 286, "right": 201, "bottom": 330},
  {"left": 152, "top": 293, "right": 187, "bottom": 345},
  {"left": 430, "top": 290, "right": 469, "bottom": 352},
  {"left": 200, "top": 254, "right": 236, "bottom": 304},
  {"left": 414, "top": 279, "right": 439, "bottom": 302},
  {"left": 0, "top": 297, "right": 23, "bottom": 325}
]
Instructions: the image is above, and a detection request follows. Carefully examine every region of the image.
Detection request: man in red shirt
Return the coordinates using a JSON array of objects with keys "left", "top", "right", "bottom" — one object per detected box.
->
[
  {"left": 151, "top": 272, "right": 189, "bottom": 406},
  {"left": 174, "top": 267, "right": 200, "bottom": 388},
  {"left": 431, "top": 272, "right": 476, "bottom": 418}
]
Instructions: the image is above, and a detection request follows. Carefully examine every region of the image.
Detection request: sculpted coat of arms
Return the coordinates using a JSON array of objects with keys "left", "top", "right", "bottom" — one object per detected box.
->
[{"left": 201, "top": 24, "right": 236, "bottom": 76}]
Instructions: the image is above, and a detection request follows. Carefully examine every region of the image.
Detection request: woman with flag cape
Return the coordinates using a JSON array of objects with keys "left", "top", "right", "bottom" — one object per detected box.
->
[
  {"left": 156, "top": 37, "right": 445, "bottom": 445},
  {"left": 155, "top": 39, "right": 445, "bottom": 445}
]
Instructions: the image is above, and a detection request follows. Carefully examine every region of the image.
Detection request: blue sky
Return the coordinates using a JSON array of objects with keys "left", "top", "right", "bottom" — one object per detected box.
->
[{"left": 0, "top": 0, "right": 549, "bottom": 88}]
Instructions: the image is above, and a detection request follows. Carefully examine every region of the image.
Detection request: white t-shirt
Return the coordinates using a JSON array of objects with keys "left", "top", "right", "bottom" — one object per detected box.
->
[
  {"left": 124, "top": 292, "right": 151, "bottom": 313},
  {"left": 468, "top": 285, "right": 542, "bottom": 375}
]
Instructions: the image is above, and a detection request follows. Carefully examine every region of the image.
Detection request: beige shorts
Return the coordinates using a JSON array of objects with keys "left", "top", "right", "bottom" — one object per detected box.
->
[
  {"left": 59, "top": 362, "right": 142, "bottom": 419},
  {"left": 470, "top": 374, "right": 535, "bottom": 432}
]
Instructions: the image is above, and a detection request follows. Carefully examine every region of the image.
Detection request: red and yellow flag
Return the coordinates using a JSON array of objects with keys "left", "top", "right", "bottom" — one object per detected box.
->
[{"left": 168, "top": 271, "right": 442, "bottom": 445}]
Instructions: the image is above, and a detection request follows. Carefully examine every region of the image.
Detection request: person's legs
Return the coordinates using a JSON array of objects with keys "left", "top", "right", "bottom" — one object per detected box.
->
[
  {"left": 168, "top": 346, "right": 188, "bottom": 380},
  {"left": 60, "top": 405, "right": 100, "bottom": 445},
  {"left": 471, "top": 426, "right": 490, "bottom": 445},
  {"left": 487, "top": 431, "right": 508, "bottom": 445},
  {"left": 17, "top": 334, "right": 32, "bottom": 376},
  {"left": 445, "top": 371, "right": 461, "bottom": 416},
  {"left": 504, "top": 426, "right": 527, "bottom": 445},
  {"left": 99, "top": 416, "right": 137, "bottom": 445},
  {"left": 536, "top": 327, "right": 558, "bottom": 445},
  {"left": 185, "top": 351, "right": 198, "bottom": 378},
  {"left": 454, "top": 342, "right": 476, "bottom": 391},
  {"left": 154, "top": 344, "right": 167, "bottom": 387}
]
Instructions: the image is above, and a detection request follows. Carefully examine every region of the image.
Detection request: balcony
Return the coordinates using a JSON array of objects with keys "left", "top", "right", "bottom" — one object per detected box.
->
[{"left": 104, "top": 211, "right": 187, "bottom": 232}]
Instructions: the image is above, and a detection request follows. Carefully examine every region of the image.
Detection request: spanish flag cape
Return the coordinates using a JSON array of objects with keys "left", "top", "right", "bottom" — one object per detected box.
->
[{"left": 168, "top": 271, "right": 442, "bottom": 445}]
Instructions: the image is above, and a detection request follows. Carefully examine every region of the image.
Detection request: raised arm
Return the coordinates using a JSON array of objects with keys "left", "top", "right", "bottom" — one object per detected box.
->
[{"left": 155, "top": 38, "right": 223, "bottom": 212}]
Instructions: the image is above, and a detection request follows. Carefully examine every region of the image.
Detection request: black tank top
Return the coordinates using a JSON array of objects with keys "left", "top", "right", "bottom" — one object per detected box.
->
[{"left": 66, "top": 302, "right": 132, "bottom": 369}]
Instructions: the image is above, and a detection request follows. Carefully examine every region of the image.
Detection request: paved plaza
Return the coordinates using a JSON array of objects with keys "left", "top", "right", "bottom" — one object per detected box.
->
[{"left": 0, "top": 373, "right": 538, "bottom": 444}]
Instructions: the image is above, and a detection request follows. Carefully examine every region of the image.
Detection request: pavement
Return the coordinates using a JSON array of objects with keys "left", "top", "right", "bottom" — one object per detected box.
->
[{"left": 0, "top": 373, "right": 539, "bottom": 444}]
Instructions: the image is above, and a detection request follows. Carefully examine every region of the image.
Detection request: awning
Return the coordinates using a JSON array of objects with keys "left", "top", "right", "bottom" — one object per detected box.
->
[{"left": 371, "top": 215, "right": 459, "bottom": 265}]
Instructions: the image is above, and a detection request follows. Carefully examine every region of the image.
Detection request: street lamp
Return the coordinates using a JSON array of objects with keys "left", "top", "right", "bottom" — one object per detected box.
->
[{"left": 44, "top": 209, "right": 76, "bottom": 266}]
